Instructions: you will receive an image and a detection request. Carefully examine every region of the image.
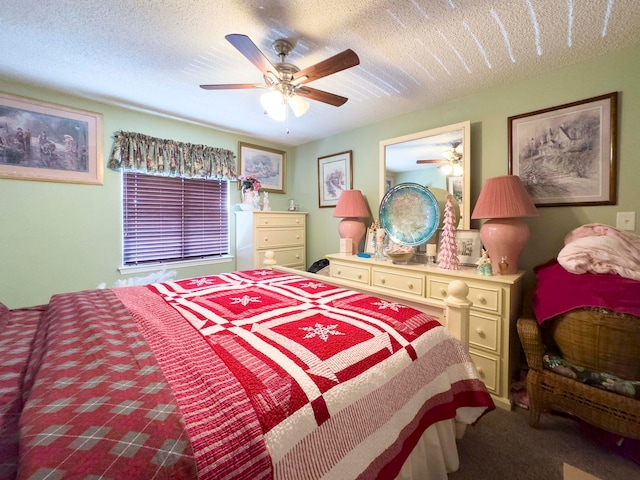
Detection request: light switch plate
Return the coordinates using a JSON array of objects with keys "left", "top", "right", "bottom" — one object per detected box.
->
[{"left": 616, "top": 212, "right": 636, "bottom": 231}]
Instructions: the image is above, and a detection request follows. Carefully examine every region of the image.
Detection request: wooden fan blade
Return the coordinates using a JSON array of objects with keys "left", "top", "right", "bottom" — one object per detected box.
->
[
  {"left": 296, "top": 86, "right": 348, "bottom": 106},
  {"left": 200, "top": 83, "right": 263, "bottom": 90},
  {"left": 225, "top": 34, "right": 277, "bottom": 76},
  {"left": 293, "top": 49, "right": 360, "bottom": 84},
  {"left": 416, "top": 159, "right": 444, "bottom": 164}
]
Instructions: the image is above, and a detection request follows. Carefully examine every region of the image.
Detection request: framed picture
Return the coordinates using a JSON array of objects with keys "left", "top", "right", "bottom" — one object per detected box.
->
[
  {"left": 508, "top": 92, "right": 617, "bottom": 207},
  {"left": 447, "top": 175, "right": 463, "bottom": 204},
  {"left": 0, "top": 92, "right": 103, "bottom": 185},
  {"left": 365, "top": 228, "right": 376, "bottom": 254},
  {"left": 238, "top": 142, "right": 286, "bottom": 194},
  {"left": 385, "top": 175, "right": 394, "bottom": 193},
  {"left": 318, "top": 150, "right": 353, "bottom": 208},
  {"left": 438, "top": 229, "right": 482, "bottom": 266}
]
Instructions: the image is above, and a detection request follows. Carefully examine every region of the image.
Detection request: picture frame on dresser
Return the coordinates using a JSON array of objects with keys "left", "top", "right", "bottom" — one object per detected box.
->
[
  {"left": 318, "top": 150, "right": 353, "bottom": 208},
  {"left": 0, "top": 92, "right": 103, "bottom": 185},
  {"left": 238, "top": 142, "right": 286, "bottom": 194},
  {"left": 437, "top": 229, "right": 482, "bottom": 266}
]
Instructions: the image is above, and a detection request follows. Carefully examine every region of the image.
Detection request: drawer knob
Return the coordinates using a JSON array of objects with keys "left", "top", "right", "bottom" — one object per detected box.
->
[
  {"left": 477, "top": 368, "right": 485, "bottom": 377},
  {"left": 296, "top": 235, "right": 300, "bottom": 240},
  {"left": 295, "top": 254, "right": 300, "bottom": 259},
  {"left": 337, "top": 270, "right": 342, "bottom": 275},
  {"left": 477, "top": 295, "right": 486, "bottom": 304},
  {"left": 475, "top": 328, "right": 485, "bottom": 337},
  {"left": 440, "top": 289, "right": 447, "bottom": 297},
  {"left": 264, "top": 221, "right": 269, "bottom": 225},
  {"left": 408, "top": 283, "right": 414, "bottom": 289},
  {"left": 380, "top": 278, "right": 386, "bottom": 284},
  {"left": 264, "top": 237, "right": 269, "bottom": 242},
  {"left": 357, "top": 274, "right": 362, "bottom": 279}
]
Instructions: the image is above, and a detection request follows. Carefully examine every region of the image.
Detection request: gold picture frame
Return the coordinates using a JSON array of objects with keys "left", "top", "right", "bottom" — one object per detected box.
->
[
  {"left": 0, "top": 92, "right": 103, "bottom": 185},
  {"left": 238, "top": 142, "right": 286, "bottom": 194}
]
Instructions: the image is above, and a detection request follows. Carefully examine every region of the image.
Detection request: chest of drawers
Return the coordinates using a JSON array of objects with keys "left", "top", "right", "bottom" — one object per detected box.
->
[
  {"left": 326, "top": 253, "right": 524, "bottom": 410},
  {"left": 235, "top": 211, "right": 307, "bottom": 270}
]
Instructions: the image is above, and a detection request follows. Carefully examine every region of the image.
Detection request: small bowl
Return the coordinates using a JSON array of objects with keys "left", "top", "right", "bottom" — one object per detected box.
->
[{"left": 386, "top": 251, "right": 414, "bottom": 264}]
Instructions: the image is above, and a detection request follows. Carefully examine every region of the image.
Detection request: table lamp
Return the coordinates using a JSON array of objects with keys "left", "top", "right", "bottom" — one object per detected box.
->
[
  {"left": 471, "top": 175, "right": 538, "bottom": 274},
  {"left": 333, "top": 190, "right": 371, "bottom": 255}
]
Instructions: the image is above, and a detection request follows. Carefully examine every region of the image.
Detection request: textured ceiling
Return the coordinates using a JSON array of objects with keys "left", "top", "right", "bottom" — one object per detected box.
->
[{"left": 1, "top": 1, "right": 639, "bottom": 147}]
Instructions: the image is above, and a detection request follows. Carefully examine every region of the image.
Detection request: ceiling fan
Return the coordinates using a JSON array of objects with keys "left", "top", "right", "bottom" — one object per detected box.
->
[
  {"left": 416, "top": 141, "right": 463, "bottom": 175},
  {"left": 200, "top": 34, "right": 360, "bottom": 120}
]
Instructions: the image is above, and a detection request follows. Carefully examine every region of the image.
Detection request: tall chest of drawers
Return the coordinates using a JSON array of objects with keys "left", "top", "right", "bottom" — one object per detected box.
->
[
  {"left": 326, "top": 253, "right": 524, "bottom": 410},
  {"left": 235, "top": 211, "right": 307, "bottom": 270}
]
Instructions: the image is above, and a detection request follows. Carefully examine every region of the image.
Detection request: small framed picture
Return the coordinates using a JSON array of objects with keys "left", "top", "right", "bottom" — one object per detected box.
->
[
  {"left": 365, "top": 228, "right": 376, "bottom": 254},
  {"left": 454, "top": 229, "right": 482, "bottom": 266}
]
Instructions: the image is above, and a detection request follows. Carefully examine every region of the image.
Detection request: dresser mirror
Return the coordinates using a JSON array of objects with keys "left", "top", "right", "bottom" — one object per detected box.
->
[{"left": 379, "top": 120, "right": 471, "bottom": 230}]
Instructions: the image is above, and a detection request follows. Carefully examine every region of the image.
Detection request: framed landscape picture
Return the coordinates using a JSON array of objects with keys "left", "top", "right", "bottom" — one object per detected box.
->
[
  {"left": 238, "top": 142, "right": 286, "bottom": 194},
  {"left": 0, "top": 92, "right": 103, "bottom": 185},
  {"left": 508, "top": 92, "right": 617, "bottom": 207}
]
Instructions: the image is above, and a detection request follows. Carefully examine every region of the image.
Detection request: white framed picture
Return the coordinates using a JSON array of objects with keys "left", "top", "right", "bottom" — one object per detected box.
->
[{"left": 454, "top": 229, "right": 482, "bottom": 266}]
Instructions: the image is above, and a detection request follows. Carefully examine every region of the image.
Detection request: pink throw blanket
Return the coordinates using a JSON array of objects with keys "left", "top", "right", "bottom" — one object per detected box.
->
[
  {"left": 533, "top": 259, "right": 640, "bottom": 324},
  {"left": 558, "top": 223, "right": 640, "bottom": 280}
]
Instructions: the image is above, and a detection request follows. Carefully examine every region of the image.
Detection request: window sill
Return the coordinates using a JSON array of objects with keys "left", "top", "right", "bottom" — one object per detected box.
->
[{"left": 119, "top": 255, "right": 234, "bottom": 275}]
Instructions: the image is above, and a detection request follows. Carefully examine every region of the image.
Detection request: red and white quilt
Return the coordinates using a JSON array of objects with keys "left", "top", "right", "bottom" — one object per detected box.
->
[{"left": 139, "top": 269, "right": 494, "bottom": 479}]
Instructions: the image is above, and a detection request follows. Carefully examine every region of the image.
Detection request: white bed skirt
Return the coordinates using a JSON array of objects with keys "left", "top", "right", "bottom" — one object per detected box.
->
[{"left": 395, "top": 417, "right": 470, "bottom": 480}]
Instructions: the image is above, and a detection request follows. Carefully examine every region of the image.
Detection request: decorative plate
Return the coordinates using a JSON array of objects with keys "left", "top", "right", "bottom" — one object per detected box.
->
[{"left": 379, "top": 183, "right": 440, "bottom": 246}]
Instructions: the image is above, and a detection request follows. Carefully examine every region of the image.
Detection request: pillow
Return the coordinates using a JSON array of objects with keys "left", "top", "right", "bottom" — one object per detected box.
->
[{"left": 544, "top": 354, "right": 640, "bottom": 400}]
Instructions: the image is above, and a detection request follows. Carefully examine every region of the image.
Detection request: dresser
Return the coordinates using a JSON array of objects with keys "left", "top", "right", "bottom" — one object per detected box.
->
[
  {"left": 325, "top": 253, "right": 524, "bottom": 409},
  {"left": 235, "top": 211, "right": 307, "bottom": 270}
]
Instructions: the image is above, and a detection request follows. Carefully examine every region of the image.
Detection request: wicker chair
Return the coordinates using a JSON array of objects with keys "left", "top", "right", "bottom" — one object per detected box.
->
[{"left": 517, "top": 296, "right": 640, "bottom": 440}]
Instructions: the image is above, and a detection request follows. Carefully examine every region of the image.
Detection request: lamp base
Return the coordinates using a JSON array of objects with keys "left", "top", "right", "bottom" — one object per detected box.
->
[
  {"left": 338, "top": 218, "right": 366, "bottom": 255},
  {"left": 479, "top": 218, "right": 530, "bottom": 274}
]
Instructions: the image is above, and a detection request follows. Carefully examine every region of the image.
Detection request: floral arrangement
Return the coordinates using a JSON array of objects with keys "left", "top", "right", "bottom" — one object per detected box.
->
[{"left": 238, "top": 174, "right": 261, "bottom": 192}]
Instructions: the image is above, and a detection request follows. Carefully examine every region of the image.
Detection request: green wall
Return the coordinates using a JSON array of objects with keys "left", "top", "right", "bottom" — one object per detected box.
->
[
  {"left": 295, "top": 42, "right": 640, "bottom": 290},
  {"left": 0, "top": 81, "right": 293, "bottom": 308},
  {"left": 2, "top": 42, "right": 639, "bottom": 308}
]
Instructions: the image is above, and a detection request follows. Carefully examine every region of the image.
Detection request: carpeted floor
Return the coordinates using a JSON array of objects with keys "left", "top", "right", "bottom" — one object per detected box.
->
[{"left": 448, "top": 407, "right": 639, "bottom": 480}]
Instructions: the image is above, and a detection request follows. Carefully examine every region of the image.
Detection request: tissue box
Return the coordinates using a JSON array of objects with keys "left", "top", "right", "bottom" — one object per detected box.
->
[{"left": 339, "top": 238, "right": 352, "bottom": 254}]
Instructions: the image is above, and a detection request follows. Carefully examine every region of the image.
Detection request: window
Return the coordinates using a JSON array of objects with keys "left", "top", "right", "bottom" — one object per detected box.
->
[{"left": 122, "top": 172, "right": 229, "bottom": 265}]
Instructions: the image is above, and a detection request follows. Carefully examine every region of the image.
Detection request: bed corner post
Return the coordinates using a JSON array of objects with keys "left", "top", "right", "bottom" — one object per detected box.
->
[
  {"left": 443, "top": 280, "right": 472, "bottom": 349},
  {"left": 263, "top": 250, "right": 277, "bottom": 269}
]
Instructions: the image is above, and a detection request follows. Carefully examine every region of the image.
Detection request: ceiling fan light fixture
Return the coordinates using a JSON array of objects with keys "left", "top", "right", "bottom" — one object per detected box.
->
[
  {"left": 261, "top": 90, "right": 287, "bottom": 121},
  {"left": 288, "top": 94, "right": 310, "bottom": 117},
  {"left": 452, "top": 163, "right": 464, "bottom": 176},
  {"left": 439, "top": 163, "right": 453, "bottom": 175}
]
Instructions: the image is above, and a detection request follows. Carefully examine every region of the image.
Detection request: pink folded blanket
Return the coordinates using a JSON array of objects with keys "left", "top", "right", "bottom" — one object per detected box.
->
[
  {"left": 532, "top": 258, "right": 640, "bottom": 324},
  {"left": 557, "top": 223, "right": 640, "bottom": 281}
]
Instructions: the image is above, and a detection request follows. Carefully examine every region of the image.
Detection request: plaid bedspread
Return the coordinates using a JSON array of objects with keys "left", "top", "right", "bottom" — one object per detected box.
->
[
  {"left": 8, "top": 269, "right": 493, "bottom": 479},
  {"left": 13, "top": 290, "right": 197, "bottom": 479}
]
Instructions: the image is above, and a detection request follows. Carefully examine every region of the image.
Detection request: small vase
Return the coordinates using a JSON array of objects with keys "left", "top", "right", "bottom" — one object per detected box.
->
[{"left": 242, "top": 188, "right": 255, "bottom": 205}]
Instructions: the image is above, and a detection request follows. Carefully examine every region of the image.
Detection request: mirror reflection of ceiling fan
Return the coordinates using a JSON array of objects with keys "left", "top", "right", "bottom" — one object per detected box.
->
[
  {"left": 200, "top": 34, "right": 360, "bottom": 121},
  {"left": 416, "top": 141, "right": 463, "bottom": 175}
]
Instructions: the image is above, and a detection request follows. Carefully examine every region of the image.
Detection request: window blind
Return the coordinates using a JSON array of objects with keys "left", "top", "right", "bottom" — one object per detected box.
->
[{"left": 123, "top": 172, "right": 229, "bottom": 265}]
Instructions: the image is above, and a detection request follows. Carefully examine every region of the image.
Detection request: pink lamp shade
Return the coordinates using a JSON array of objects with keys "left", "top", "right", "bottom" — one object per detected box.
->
[
  {"left": 471, "top": 175, "right": 538, "bottom": 274},
  {"left": 333, "top": 190, "right": 371, "bottom": 255}
]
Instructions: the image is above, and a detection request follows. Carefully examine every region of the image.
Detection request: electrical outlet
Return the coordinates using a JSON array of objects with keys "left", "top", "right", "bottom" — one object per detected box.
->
[{"left": 616, "top": 212, "right": 636, "bottom": 231}]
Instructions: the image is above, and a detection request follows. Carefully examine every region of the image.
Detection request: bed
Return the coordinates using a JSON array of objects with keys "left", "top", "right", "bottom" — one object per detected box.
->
[{"left": 1, "top": 260, "right": 493, "bottom": 480}]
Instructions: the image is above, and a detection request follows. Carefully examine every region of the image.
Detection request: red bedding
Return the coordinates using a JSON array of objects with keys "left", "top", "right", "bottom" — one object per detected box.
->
[{"left": 5, "top": 269, "right": 493, "bottom": 479}]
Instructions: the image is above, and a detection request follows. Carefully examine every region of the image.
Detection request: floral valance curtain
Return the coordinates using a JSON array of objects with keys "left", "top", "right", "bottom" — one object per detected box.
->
[{"left": 108, "top": 131, "right": 237, "bottom": 180}]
